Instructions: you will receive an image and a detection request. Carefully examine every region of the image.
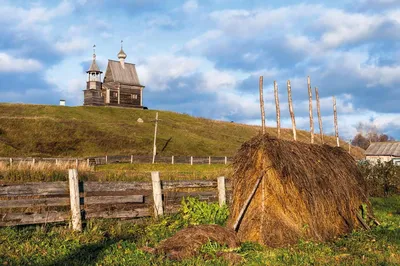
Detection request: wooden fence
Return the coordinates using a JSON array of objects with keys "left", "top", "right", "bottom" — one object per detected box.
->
[
  {"left": 0, "top": 155, "right": 232, "bottom": 166},
  {"left": 0, "top": 170, "right": 231, "bottom": 229}
]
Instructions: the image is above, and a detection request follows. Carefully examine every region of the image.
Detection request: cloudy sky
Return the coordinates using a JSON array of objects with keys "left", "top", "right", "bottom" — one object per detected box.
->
[{"left": 1, "top": 0, "right": 399, "bottom": 140}]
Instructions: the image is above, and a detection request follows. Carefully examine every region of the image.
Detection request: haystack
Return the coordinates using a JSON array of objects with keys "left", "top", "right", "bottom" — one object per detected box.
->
[{"left": 228, "top": 134, "right": 371, "bottom": 247}]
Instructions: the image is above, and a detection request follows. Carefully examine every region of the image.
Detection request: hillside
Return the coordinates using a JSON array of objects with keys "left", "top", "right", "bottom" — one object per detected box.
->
[{"left": 0, "top": 104, "right": 364, "bottom": 159}]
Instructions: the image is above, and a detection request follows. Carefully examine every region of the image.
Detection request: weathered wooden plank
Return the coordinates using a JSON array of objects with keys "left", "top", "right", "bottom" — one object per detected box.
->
[
  {"left": 85, "top": 208, "right": 150, "bottom": 219},
  {"left": 162, "top": 180, "right": 217, "bottom": 189},
  {"left": 84, "top": 182, "right": 152, "bottom": 192},
  {"left": 0, "top": 197, "right": 70, "bottom": 208},
  {"left": 69, "top": 169, "right": 82, "bottom": 231},
  {"left": 0, "top": 182, "right": 68, "bottom": 196},
  {"left": 0, "top": 211, "right": 69, "bottom": 226},
  {"left": 85, "top": 195, "right": 144, "bottom": 205}
]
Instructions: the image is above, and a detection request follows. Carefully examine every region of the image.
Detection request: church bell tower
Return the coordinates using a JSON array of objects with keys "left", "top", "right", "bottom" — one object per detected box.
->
[{"left": 83, "top": 45, "right": 105, "bottom": 106}]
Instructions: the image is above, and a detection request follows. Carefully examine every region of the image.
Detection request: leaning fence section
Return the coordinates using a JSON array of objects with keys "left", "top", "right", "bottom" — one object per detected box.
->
[{"left": 0, "top": 171, "right": 231, "bottom": 228}]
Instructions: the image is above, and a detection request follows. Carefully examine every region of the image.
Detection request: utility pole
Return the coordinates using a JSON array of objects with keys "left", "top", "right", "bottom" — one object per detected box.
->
[{"left": 152, "top": 112, "right": 160, "bottom": 164}]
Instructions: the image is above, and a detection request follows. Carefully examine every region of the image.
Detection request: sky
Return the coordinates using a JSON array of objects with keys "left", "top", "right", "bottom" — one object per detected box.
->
[{"left": 0, "top": 0, "right": 400, "bottom": 140}]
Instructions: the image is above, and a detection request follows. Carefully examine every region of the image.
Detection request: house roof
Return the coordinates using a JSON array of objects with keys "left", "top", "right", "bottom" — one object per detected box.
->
[
  {"left": 105, "top": 60, "right": 143, "bottom": 86},
  {"left": 87, "top": 55, "right": 102, "bottom": 73},
  {"left": 365, "top": 142, "right": 400, "bottom": 157}
]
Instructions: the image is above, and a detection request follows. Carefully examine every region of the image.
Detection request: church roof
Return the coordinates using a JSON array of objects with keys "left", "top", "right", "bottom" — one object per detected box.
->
[
  {"left": 118, "top": 48, "right": 127, "bottom": 59},
  {"left": 366, "top": 142, "right": 400, "bottom": 157},
  {"left": 105, "top": 60, "right": 144, "bottom": 86},
  {"left": 87, "top": 57, "right": 102, "bottom": 73}
]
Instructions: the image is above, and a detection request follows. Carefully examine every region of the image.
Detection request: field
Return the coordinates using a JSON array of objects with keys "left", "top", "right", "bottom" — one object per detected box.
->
[
  {"left": 0, "top": 196, "right": 398, "bottom": 265},
  {"left": 0, "top": 104, "right": 364, "bottom": 159}
]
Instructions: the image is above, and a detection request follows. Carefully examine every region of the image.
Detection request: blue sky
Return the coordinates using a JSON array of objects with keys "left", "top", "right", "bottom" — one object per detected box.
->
[{"left": 1, "top": 0, "right": 400, "bottom": 140}]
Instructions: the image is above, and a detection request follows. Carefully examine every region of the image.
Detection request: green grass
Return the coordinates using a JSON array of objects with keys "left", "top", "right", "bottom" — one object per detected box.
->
[
  {"left": 0, "top": 103, "right": 365, "bottom": 159},
  {"left": 0, "top": 196, "right": 398, "bottom": 265}
]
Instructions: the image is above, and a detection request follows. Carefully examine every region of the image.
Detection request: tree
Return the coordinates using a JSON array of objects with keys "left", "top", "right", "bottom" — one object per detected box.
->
[{"left": 351, "top": 122, "right": 394, "bottom": 150}]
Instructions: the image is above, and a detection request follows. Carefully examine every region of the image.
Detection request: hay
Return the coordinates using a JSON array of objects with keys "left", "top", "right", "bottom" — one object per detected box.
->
[
  {"left": 228, "top": 134, "right": 371, "bottom": 247},
  {"left": 152, "top": 224, "right": 240, "bottom": 260}
]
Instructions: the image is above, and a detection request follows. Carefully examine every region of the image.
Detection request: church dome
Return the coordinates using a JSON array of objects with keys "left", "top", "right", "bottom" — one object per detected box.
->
[{"left": 118, "top": 48, "right": 127, "bottom": 59}]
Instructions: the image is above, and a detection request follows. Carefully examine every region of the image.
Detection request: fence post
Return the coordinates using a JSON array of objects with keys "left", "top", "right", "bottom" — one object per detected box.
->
[
  {"left": 209, "top": 156, "right": 211, "bottom": 165},
  {"left": 171, "top": 156, "right": 174, "bottom": 165},
  {"left": 32, "top": 158, "right": 35, "bottom": 166},
  {"left": 151, "top": 171, "right": 164, "bottom": 218},
  {"left": 75, "top": 159, "right": 79, "bottom": 168},
  {"left": 105, "top": 155, "right": 108, "bottom": 164},
  {"left": 9, "top": 158, "right": 12, "bottom": 167},
  {"left": 224, "top": 156, "right": 227, "bottom": 165},
  {"left": 87, "top": 158, "right": 90, "bottom": 167},
  {"left": 131, "top": 155, "right": 133, "bottom": 164},
  {"left": 68, "top": 169, "right": 82, "bottom": 232},
  {"left": 190, "top": 156, "right": 193, "bottom": 165},
  {"left": 217, "top": 176, "right": 226, "bottom": 207}
]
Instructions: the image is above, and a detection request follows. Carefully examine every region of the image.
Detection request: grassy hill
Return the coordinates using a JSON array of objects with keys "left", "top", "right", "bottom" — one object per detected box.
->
[{"left": 0, "top": 103, "right": 364, "bottom": 159}]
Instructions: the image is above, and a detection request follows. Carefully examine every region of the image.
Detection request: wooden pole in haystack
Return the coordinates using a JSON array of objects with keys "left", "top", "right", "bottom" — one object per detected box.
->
[
  {"left": 152, "top": 112, "right": 159, "bottom": 164},
  {"left": 274, "top": 81, "right": 281, "bottom": 138},
  {"left": 315, "top": 87, "right": 324, "bottom": 143},
  {"left": 307, "top": 76, "right": 314, "bottom": 144},
  {"left": 287, "top": 80, "right": 297, "bottom": 141},
  {"left": 333, "top": 96, "right": 340, "bottom": 147},
  {"left": 259, "top": 76, "right": 266, "bottom": 134}
]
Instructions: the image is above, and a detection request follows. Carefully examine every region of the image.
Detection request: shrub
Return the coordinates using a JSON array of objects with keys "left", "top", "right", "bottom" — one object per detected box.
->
[
  {"left": 180, "top": 197, "right": 230, "bottom": 226},
  {"left": 358, "top": 160, "right": 400, "bottom": 197}
]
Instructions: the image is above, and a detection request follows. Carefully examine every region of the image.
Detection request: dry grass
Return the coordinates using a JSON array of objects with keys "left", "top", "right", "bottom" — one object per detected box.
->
[{"left": 229, "top": 134, "right": 370, "bottom": 247}]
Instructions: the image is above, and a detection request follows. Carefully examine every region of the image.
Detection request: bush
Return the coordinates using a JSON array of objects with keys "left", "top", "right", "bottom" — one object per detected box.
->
[
  {"left": 180, "top": 197, "right": 230, "bottom": 227},
  {"left": 358, "top": 160, "right": 400, "bottom": 197}
]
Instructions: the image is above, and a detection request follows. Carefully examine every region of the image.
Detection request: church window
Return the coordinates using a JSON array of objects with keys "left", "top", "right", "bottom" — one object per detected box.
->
[
  {"left": 113, "top": 92, "right": 118, "bottom": 98},
  {"left": 131, "top": 94, "right": 138, "bottom": 100}
]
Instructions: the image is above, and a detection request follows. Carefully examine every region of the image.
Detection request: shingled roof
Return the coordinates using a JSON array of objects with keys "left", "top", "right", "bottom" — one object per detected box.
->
[
  {"left": 104, "top": 60, "right": 144, "bottom": 86},
  {"left": 365, "top": 142, "right": 400, "bottom": 157}
]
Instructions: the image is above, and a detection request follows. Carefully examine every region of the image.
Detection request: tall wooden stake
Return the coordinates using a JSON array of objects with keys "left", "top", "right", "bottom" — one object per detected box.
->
[
  {"left": 333, "top": 96, "right": 340, "bottom": 147},
  {"left": 259, "top": 76, "right": 266, "bottom": 134},
  {"left": 68, "top": 169, "right": 82, "bottom": 232},
  {"left": 307, "top": 76, "right": 314, "bottom": 144},
  {"left": 152, "top": 112, "right": 159, "bottom": 164},
  {"left": 274, "top": 81, "right": 281, "bottom": 138},
  {"left": 287, "top": 80, "right": 297, "bottom": 141},
  {"left": 315, "top": 87, "right": 324, "bottom": 143}
]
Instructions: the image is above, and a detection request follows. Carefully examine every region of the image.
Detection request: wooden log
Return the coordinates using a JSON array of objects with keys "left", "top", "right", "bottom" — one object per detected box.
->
[
  {"left": 287, "top": 80, "right": 297, "bottom": 141},
  {"left": 0, "top": 211, "right": 69, "bottom": 227},
  {"left": 131, "top": 155, "right": 133, "bottom": 164},
  {"left": 9, "top": 158, "right": 12, "bottom": 167},
  {"left": 151, "top": 171, "right": 163, "bottom": 217},
  {"left": 315, "top": 87, "right": 324, "bottom": 143},
  {"left": 217, "top": 176, "right": 226, "bottom": 207},
  {"left": 333, "top": 96, "right": 340, "bottom": 147},
  {"left": 105, "top": 155, "right": 108, "bottom": 164},
  {"left": 68, "top": 169, "right": 82, "bottom": 232},
  {"left": 32, "top": 158, "right": 35, "bottom": 166},
  {"left": 171, "top": 156, "right": 174, "bottom": 165},
  {"left": 209, "top": 156, "right": 211, "bottom": 165},
  {"left": 308, "top": 76, "right": 314, "bottom": 144},
  {"left": 190, "top": 156, "right": 193, "bottom": 165},
  {"left": 75, "top": 159, "right": 79, "bottom": 168},
  {"left": 274, "top": 80, "right": 281, "bottom": 138},
  {"left": 0, "top": 182, "right": 68, "bottom": 196},
  {"left": 85, "top": 208, "right": 150, "bottom": 219},
  {"left": 259, "top": 76, "right": 266, "bottom": 134},
  {"left": 224, "top": 156, "right": 227, "bottom": 165},
  {"left": 233, "top": 173, "right": 264, "bottom": 231}
]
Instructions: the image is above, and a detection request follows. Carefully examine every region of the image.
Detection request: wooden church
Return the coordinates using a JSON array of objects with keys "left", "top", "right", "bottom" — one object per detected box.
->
[{"left": 83, "top": 44, "right": 145, "bottom": 108}]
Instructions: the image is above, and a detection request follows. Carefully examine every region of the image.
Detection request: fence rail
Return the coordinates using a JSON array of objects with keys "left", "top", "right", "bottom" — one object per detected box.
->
[
  {"left": 0, "top": 155, "right": 232, "bottom": 166},
  {"left": 0, "top": 170, "right": 231, "bottom": 228}
]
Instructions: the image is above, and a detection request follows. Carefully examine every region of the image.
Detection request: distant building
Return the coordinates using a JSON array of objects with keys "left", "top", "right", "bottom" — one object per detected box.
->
[
  {"left": 365, "top": 142, "right": 400, "bottom": 165},
  {"left": 83, "top": 44, "right": 145, "bottom": 108}
]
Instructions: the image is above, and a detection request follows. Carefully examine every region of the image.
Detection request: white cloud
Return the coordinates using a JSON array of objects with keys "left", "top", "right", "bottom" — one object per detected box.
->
[
  {"left": 0, "top": 53, "right": 43, "bottom": 72},
  {"left": 55, "top": 38, "right": 90, "bottom": 54},
  {"left": 182, "top": 0, "right": 198, "bottom": 13},
  {"left": 136, "top": 55, "right": 201, "bottom": 90},
  {"left": 201, "top": 70, "right": 237, "bottom": 92}
]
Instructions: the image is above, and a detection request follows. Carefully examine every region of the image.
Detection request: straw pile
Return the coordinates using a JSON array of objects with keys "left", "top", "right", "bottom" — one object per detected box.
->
[{"left": 228, "top": 134, "right": 371, "bottom": 247}]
